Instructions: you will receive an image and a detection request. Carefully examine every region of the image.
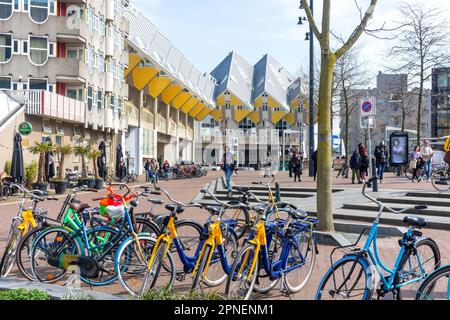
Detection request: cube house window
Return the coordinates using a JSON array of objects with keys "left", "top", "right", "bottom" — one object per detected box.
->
[
  {"left": 0, "top": 0, "right": 13, "bottom": 20},
  {"left": 0, "top": 33, "right": 12, "bottom": 63},
  {"left": 29, "top": 36, "right": 48, "bottom": 65},
  {"left": 30, "top": 0, "right": 49, "bottom": 24},
  {"left": 0, "top": 76, "right": 11, "bottom": 89}
]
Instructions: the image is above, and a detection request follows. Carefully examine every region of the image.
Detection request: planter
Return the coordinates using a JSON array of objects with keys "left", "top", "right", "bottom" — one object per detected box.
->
[
  {"left": 80, "top": 178, "right": 95, "bottom": 189},
  {"left": 31, "top": 182, "right": 48, "bottom": 192},
  {"left": 53, "top": 181, "right": 68, "bottom": 195},
  {"left": 94, "top": 178, "right": 104, "bottom": 190}
]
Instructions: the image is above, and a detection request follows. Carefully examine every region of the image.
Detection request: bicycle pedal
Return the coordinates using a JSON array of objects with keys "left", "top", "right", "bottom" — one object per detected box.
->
[{"left": 175, "top": 273, "right": 186, "bottom": 282}]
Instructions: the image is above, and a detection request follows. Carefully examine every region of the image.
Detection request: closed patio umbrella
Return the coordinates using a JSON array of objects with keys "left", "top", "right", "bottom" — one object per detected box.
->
[
  {"left": 97, "top": 141, "right": 107, "bottom": 178},
  {"left": 44, "top": 137, "right": 55, "bottom": 182},
  {"left": 10, "top": 133, "right": 24, "bottom": 183}
]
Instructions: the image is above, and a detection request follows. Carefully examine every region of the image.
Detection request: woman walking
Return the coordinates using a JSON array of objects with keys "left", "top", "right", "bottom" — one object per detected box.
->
[
  {"left": 409, "top": 145, "right": 423, "bottom": 183},
  {"left": 359, "top": 146, "right": 370, "bottom": 183}
]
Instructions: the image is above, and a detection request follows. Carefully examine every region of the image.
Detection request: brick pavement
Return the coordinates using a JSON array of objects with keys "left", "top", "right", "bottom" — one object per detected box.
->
[{"left": 1, "top": 170, "right": 449, "bottom": 300}]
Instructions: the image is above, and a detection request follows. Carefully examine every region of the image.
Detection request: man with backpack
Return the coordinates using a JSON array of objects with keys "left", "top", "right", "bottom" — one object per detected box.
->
[
  {"left": 350, "top": 148, "right": 362, "bottom": 184},
  {"left": 374, "top": 141, "right": 389, "bottom": 184}
]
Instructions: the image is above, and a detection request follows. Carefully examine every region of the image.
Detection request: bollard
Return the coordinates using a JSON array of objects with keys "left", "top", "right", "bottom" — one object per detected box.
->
[{"left": 371, "top": 159, "right": 379, "bottom": 192}]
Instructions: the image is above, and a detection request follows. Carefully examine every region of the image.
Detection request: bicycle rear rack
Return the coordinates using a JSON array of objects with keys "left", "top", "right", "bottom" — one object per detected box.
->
[{"left": 329, "top": 227, "right": 370, "bottom": 268}]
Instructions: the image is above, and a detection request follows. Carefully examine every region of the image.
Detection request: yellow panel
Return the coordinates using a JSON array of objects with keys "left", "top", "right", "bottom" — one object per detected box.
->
[
  {"left": 125, "top": 54, "right": 142, "bottom": 77},
  {"left": 271, "top": 111, "right": 287, "bottom": 124},
  {"left": 148, "top": 77, "right": 172, "bottom": 99},
  {"left": 131, "top": 67, "right": 159, "bottom": 91},
  {"left": 179, "top": 96, "right": 199, "bottom": 113},
  {"left": 248, "top": 111, "right": 260, "bottom": 124},
  {"left": 195, "top": 108, "right": 212, "bottom": 121},
  {"left": 233, "top": 109, "right": 252, "bottom": 123},
  {"left": 254, "top": 96, "right": 263, "bottom": 108},
  {"left": 230, "top": 95, "right": 244, "bottom": 106},
  {"left": 161, "top": 84, "right": 183, "bottom": 105},
  {"left": 216, "top": 95, "right": 225, "bottom": 106},
  {"left": 290, "top": 99, "right": 300, "bottom": 109},
  {"left": 189, "top": 104, "right": 206, "bottom": 117},
  {"left": 209, "top": 109, "right": 223, "bottom": 122},
  {"left": 284, "top": 113, "right": 296, "bottom": 126},
  {"left": 267, "top": 96, "right": 280, "bottom": 108}
]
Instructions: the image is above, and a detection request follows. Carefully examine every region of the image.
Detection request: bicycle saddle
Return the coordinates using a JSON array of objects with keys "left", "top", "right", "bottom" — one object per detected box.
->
[
  {"left": 252, "top": 204, "right": 266, "bottom": 214},
  {"left": 148, "top": 199, "right": 164, "bottom": 205},
  {"left": 288, "top": 209, "right": 308, "bottom": 220},
  {"left": 69, "top": 203, "right": 91, "bottom": 212},
  {"left": 403, "top": 216, "right": 427, "bottom": 228},
  {"left": 165, "top": 203, "right": 184, "bottom": 214},
  {"left": 70, "top": 198, "right": 82, "bottom": 204},
  {"left": 205, "top": 205, "right": 221, "bottom": 216},
  {"left": 234, "top": 187, "right": 250, "bottom": 193}
]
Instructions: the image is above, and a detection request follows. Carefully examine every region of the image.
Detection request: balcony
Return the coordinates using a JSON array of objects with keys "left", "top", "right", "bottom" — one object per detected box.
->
[
  {"left": 9, "top": 90, "right": 85, "bottom": 124},
  {"left": 156, "top": 114, "right": 167, "bottom": 133},
  {"left": 105, "top": 108, "right": 114, "bottom": 129},
  {"left": 106, "top": 0, "right": 115, "bottom": 21},
  {"left": 168, "top": 118, "right": 177, "bottom": 136},
  {"left": 105, "top": 34, "right": 115, "bottom": 57},
  {"left": 105, "top": 72, "right": 114, "bottom": 92}
]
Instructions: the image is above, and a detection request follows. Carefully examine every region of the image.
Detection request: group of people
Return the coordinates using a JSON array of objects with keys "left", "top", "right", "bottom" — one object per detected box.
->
[
  {"left": 408, "top": 140, "right": 433, "bottom": 183},
  {"left": 288, "top": 150, "right": 304, "bottom": 182},
  {"left": 144, "top": 159, "right": 171, "bottom": 183},
  {"left": 349, "top": 143, "right": 373, "bottom": 184}
]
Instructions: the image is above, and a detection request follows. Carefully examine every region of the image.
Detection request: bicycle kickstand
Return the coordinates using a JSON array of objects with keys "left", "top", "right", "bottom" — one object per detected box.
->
[{"left": 279, "top": 273, "right": 293, "bottom": 300}]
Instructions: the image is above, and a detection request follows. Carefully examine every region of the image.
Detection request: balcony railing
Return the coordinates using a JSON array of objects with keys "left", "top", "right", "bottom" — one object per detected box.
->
[{"left": 9, "top": 90, "right": 85, "bottom": 124}]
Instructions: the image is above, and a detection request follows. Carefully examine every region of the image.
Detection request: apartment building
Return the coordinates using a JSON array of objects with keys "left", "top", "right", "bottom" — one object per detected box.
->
[
  {"left": 431, "top": 67, "right": 450, "bottom": 138},
  {"left": 196, "top": 51, "right": 304, "bottom": 168},
  {"left": 0, "top": 0, "right": 129, "bottom": 174}
]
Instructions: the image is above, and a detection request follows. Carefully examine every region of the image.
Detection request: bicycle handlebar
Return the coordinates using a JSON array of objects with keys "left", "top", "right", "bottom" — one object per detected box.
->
[
  {"left": 362, "top": 176, "right": 428, "bottom": 215},
  {"left": 4, "top": 182, "right": 55, "bottom": 202},
  {"left": 200, "top": 189, "right": 248, "bottom": 209},
  {"left": 156, "top": 186, "right": 202, "bottom": 209}
]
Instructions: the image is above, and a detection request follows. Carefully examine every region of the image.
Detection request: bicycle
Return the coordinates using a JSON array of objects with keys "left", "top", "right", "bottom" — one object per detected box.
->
[
  {"left": 431, "top": 164, "right": 450, "bottom": 192},
  {"left": 115, "top": 187, "right": 240, "bottom": 296},
  {"left": 225, "top": 193, "right": 318, "bottom": 300},
  {"left": 27, "top": 183, "right": 161, "bottom": 286},
  {"left": 316, "top": 176, "right": 441, "bottom": 300},
  {"left": 0, "top": 183, "right": 57, "bottom": 278}
]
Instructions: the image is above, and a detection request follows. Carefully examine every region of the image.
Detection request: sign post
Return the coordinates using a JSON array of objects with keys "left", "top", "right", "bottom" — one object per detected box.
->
[{"left": 360, "top": 97, "right": 377, "bottom": 191}]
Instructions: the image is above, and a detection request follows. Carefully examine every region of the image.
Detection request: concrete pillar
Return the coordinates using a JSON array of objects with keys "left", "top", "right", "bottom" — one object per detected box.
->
[
  {"left": 153, "top": 97, "right": 158, "bottom": 159},
  {"left": 136, "top": 90, "right": 144, "bottom": 175},
  {"left": 176, "top": 109, "right": 180, "bottom": 163}
]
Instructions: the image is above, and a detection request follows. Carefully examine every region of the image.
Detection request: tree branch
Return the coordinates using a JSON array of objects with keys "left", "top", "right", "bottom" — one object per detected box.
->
[{"left": 302, "top": 0, "right": 322, "bottom": 41}]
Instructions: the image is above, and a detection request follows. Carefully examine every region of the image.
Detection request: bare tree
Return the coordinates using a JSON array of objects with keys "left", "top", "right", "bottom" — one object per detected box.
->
[
  {"left": 334, "top": 45, "right": 371, "bottom": 157},
  {"left": 302, "top": 0, "right": 379, "bottom": 231},
  {"left": 388, "top": 2, "right": 450, "bottom": 145}
]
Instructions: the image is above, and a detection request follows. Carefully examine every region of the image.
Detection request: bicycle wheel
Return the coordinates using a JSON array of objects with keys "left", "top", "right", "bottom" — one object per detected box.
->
[
  {"left": 284, "top": 230, "right": 317, "bottom": 293},
  {"left": 16, "top": 227, "right": 46, "bottom": 281},
  {"left": 253, "top": 236, "right": 282, "bottom": 294},
  {"left": 221, "top": 204, "right": 250, "bottom": 239},
  {"left": 0, "top": 221, "right": 22, "bottom": 277},
  {"left": 134, "top": 218, "right": 160, "bottom": 238},
  {"left": 404, "top": 167, "right": 414, "bottom": 180},
  {"left": 416, "top": 265, "right": 450, "bottom": 300},
  {"left": 191, "top": 245, "right": 212, "bottom": 290},
  {"left": 225, "top": 243, "right": 259, "bottom": 300},
  {"left": 202, "top": 228, "right": 238, "bottom": 288},
  {"left": 431, "top": 169, "right": 450, "bottom": 192},
  {"left": 116, "top": 236, "right": 175, "bottom": 296},
  {"left": 394, "top": 237, "right": 440, "bottom": 299},
  {"left": 316, "top": 255, "right": 372, "bottom": 300},
  {"left": 171, "top": 220, "right": 202, "bottom": 274},
  {"left": 30, "top": 227, "right": 83, "bottom": 284}
]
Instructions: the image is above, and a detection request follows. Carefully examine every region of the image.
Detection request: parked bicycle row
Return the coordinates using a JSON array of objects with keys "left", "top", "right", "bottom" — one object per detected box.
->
[
  {"left": 145, "top": 160, "right": 208, "bottom": 183},
  {"left": 0, "top": 176, "right": 448, "bottom": 300}
]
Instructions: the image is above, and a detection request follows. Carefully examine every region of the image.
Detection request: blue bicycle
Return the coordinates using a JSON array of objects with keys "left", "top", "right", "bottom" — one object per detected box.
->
[
  {"left": 316, "top": 177, "right": 441, "bottom": 300},
  {"left": 416, "top": 264, "right": 450, "bottom": 299}
]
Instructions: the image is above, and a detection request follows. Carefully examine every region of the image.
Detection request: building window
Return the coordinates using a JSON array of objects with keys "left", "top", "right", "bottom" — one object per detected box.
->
[
  {"left": 42, "top": 118, "right": 51, "bottom": 133},
  {"left": 0, "top": 33, "right": 12, "bottom": 63},
  {"left": 118, "top": 97, "right": 123, "bottom": 119},
  {"left": 48, "top": 42, "right": 55, "bottom": 57},
  {"left": 30, "top": 0, "right": 49, "bottom": 24},
  {"left": 97, "top": 89, "right": 103, "bottom": 112},
  {"left": 56, "top": 122, "right": 64, "bottom": 135},
  {"left": 0, "top": 0, "right": 13, "bottom": 20},
  {"left": 87, "top": 46, "right": 94, "bottom": 74},
  {"left": 12, "top": 38, "right": 19, "bottom": 53},
  {"left": 55, "top": 135, "right": 62, "bottom": 145},
  {"left": 22, "top": 39, "right": 28, "bottom": 54},
  {"left": 28, "top": 35, "right": 48, "bottom": 66},
  {"left": 263, "top": 103, "right": 268, "bottom": 111},
  {"left": 29, "top": 78, "right": 47, "bottom": 89},
  {"left": 73, "top": 125, "right": 81, "bottom": 137},
  {"left": 110, "top": 94, "right": 115, "bottom": 110},
  {"left": 72, "top": 137, "right": 80, "bottom": 162},
  {"left": 88, "top": 6, "right": 95, "bottom": 34},
  {"left": 0, "top": 76, "right": 11, "bottom": 89},
  {"left": 87, "top": 84, "right": 93, "bottom": 112}
]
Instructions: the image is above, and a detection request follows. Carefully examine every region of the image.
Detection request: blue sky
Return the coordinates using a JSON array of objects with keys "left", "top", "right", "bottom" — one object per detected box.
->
[{"left": 132, "top": 0, "right": 449, "bottom": 84}]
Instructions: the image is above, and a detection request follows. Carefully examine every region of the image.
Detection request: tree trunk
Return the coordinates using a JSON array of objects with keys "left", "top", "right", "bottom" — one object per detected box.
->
[
  {"left": 93, "top": 158, "right": 98, "bottom": 178},
  {"left": 38, "top": 153, "right": 45, "bottom": 184},
  {"left": 59, "top": 156, "right": 65, "bottom": 179},
  {"left": 317, "top": 53, "right": 335, "bottom": 232},
  {"left": 81, "top": 156, "right": 87, "bottom": 178},
  {"left": 417, "top": 79, "right": 424, "bottom": 145}
]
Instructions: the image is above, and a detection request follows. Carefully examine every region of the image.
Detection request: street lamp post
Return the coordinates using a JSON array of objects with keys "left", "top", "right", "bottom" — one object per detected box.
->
[{"left": 299, "top": 0, "right": 315, "bottom": 177}]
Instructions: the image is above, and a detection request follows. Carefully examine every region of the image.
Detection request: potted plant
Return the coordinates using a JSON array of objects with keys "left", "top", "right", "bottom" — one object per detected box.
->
[
  {"left": 4, "top": 160, "right": 11, "bottom": 176},
  {"left": 74, "top": 145, "right": 95, "bottom": 188},
  {"left": 88, "top": 148, "right": 104, "bottom": 190},
  {"left": 52, "top": 144, "right": 73, "bottom": 195},
  {"left": 24, "top": 161, "right": 38, "bottom": 190},
  {"left": 29, "top": 141, "right": 52, "bottom": 191}
]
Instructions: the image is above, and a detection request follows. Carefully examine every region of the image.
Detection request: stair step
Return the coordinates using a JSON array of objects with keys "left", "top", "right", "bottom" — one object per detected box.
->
[
  {"left": 406, "top": 192, "right": 450, "bottom": 199},
  {"left": 215, "top": 189, "right": 315, "bottom": 198},
  {"left": 377, "top": 196, "right": 450, "bottom": 208},
  {"left": 341, "top": 203, "right": 450, "bottom": 218}
]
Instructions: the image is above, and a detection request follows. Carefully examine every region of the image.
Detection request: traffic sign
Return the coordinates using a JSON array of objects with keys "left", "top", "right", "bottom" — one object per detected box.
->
[
  {"left": 360, "top": 97, "right": 376, "bottom": 117},
  {"left": 360, "top": 116, "right": 376, "bottom": 129}
]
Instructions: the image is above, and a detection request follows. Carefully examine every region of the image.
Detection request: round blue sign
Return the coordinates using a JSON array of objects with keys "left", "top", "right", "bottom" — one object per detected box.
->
[{"left": 362, "top": 101, "right": 372, "bottom": 113}]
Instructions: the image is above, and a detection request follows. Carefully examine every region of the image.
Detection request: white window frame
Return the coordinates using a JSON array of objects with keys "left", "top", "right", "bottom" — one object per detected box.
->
[
  {"left": 12, "top": 38, "right": 19, "bottom": 54},
  {"left": 97, "top": 89, "right": 103, "bottom": 112},
  {"left": 48, "top": 41, "right": 56, "bottom": 57},
  {"left": 23, "top": 0, "right": 28, "bottom": 12},
  {"left": 29, "top": 0, "right": 50, "bottom": 24},
  {"left": 28, "top": 77, "right": 48, "bottom": 90},
  {"left": 0, "top": 0, "right": 13, "bottom": 21},
  {"left": 28, "top": 35, "right": 49, "bottom": 66},
  {"left": 87, "top": 84, "right": 94, "bottom": 113},
  {"left": 13, "top": 0, "right": 19, "bottom": 11},
  {"left": 42, "top": 118, "right": 52, "bottom": 133},
  {"left": 0, "top": 32, "right": 13, "bottom": 63},
  {"left": 56, "top": 121, "right": 64, "bottom": 135},
  {"left": 21, "top": 39, "right": 28, "bottom": 54}
]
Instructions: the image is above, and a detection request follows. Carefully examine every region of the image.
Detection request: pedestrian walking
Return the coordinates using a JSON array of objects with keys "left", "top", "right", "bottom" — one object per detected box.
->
[
  {"left": 288, "top": 150, "right": 294, "bottom": 178},
  {"left": 144, "top": 160, "right": 150, "bottom": 182},
  {"left": 222, "top": 146, "right": 235, "bottom": 197},
  {"left": 374, "top": 141, "right": 388, "bottom": 183},
  {"left": 359, "top": 146, "right": 370, "bottom": 183},
  {"left": 162, "top": 160, "right": 170, "bottom": 181},
  {"left": 293, "top": 152, "right": 303, "bottom": 182},
  {"left": 421, "top": 140, "right": 433, "bottom": 182},
  {"left": 263, "top": 152, "right": 273, "bottom": 178},
  {"left": 350, "top": 148, "right": 362, "bottom": 184},
  {"left": 409, "top": 145, "right": 423, "bottom": 183},
  {"left": 312, "top": 149, "right": 318, "bottom": 182}
]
